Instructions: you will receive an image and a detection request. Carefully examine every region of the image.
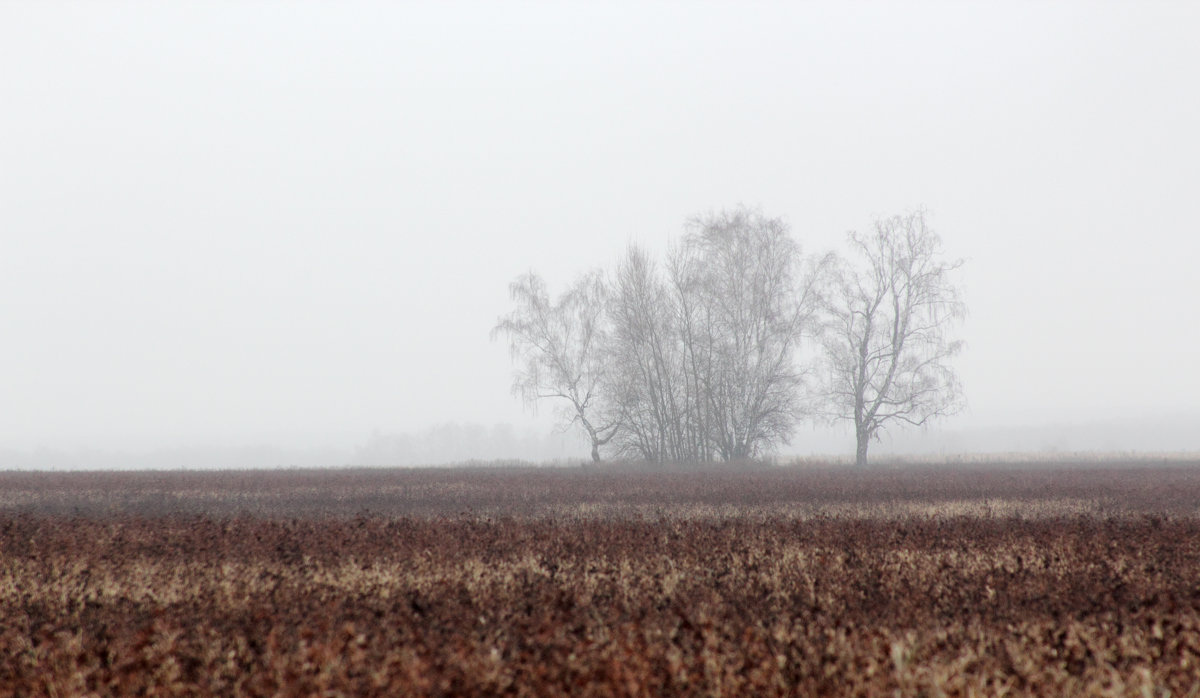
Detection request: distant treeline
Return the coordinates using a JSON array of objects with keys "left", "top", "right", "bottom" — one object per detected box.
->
[
  {"left": 0, "top": 424, "right": 588, "bottom": 470},
  {"left": 353, "top": 423, "right": 586, "bottom": 466}
]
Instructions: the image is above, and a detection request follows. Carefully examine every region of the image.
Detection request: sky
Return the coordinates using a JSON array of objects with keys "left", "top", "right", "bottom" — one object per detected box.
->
[{"left": 2, "top": 2, "right": 1198, "bottom": 465}]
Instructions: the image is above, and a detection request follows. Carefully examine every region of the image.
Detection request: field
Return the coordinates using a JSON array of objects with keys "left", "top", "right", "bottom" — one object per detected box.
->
[{"left": 2, "top": 462, "right": 1200, "bottom": 695}]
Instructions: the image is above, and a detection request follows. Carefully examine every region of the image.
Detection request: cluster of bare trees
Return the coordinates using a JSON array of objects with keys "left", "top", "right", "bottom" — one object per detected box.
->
[{"left": 494, "top": 207, "right": 964, "bottom": 466}]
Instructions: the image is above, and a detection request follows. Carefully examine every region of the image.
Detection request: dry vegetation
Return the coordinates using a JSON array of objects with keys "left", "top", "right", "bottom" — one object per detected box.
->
[{"left": 2, "top": 463, "right": 1200, "bottom": 695}]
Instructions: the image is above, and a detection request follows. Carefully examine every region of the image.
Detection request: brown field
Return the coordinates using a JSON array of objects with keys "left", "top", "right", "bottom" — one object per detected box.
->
[{"left": 2, "top": 462, "right": 1200, "bottom": 695}]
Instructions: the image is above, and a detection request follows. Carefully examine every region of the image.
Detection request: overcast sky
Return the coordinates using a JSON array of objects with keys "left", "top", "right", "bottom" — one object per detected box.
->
[{"left": 2, "top": 2, "right": 1198, "bottom": 461}]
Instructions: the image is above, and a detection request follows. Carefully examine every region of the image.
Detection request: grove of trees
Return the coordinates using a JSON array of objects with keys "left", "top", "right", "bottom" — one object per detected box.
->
[{"left": 494, "top": 206, "right": 964, "bottom": 466}]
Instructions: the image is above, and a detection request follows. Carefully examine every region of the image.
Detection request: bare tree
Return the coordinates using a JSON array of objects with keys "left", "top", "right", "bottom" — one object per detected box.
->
[
  {"left": 819, "top": 210, "right": 965, "bottom": 467},
  {"left": 607, "top": 246, "right": 688, "bottom": 462},
  {"left": 605, "top": 207, "right": 823, "bottom": 463},
  {"left": 492, "top": 271, "right": 619, "bottom": 462},
  {"left": 669, "top": 208, "right": 822, "bottom": 460}
]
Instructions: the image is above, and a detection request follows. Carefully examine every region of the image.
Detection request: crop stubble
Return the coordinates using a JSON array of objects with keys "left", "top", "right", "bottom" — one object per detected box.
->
[{"left": 2, "top": 464, "right": 1199, "bottom": 695}]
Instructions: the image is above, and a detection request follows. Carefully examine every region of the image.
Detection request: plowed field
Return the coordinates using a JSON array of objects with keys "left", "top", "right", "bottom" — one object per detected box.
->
[{"left": 2, "top": 463, "right": 1198, "bottom": 695}]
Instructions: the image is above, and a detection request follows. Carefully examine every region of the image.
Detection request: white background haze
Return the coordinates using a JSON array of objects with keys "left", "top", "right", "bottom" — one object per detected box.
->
[{"left": 2, "top": 2, "right": 1198, "bottom": 467}]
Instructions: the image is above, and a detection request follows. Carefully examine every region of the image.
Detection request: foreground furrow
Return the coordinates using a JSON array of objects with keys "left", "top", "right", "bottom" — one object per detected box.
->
[{"left": 2, "top": 514, "right": 1198, "bottom": 695}]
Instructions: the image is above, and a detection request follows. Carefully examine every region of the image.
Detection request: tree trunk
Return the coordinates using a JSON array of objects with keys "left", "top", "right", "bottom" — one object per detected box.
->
[
  {"left": 855, "top": 428, "right": 870, "bottom": 468},
  {"left": 577, "top": 411, "right": 606, "bottom": 463}
]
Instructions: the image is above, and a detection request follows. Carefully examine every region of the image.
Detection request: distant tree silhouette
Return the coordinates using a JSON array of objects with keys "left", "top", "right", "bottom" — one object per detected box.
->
[
  {"left": 492, "top": 271, "right": 618, "bottom": 462},
  {"left": 818, "top": 210, "right": 965, "bottom": 467}
]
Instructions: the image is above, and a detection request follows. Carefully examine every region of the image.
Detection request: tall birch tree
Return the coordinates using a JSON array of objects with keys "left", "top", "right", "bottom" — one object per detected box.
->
[
  {"left": 819, "top": 210, "right": 965, "bottom": 467},
  {"left": 492, "top": 270, "right": 619, "bottom": 462}
]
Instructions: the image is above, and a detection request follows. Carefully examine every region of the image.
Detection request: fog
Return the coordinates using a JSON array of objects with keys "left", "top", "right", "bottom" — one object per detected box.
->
[{"left": 3, "top": 3, "right": 1198, "bottom": 468}]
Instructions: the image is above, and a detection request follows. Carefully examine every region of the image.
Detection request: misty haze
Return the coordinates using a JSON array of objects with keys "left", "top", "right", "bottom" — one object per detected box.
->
[
  {"left": 3, "top": 2, "right": 1200, "bottom": 694},
  {"left": 1, "top": 2, "right": 1197, "bottom": 468}
]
